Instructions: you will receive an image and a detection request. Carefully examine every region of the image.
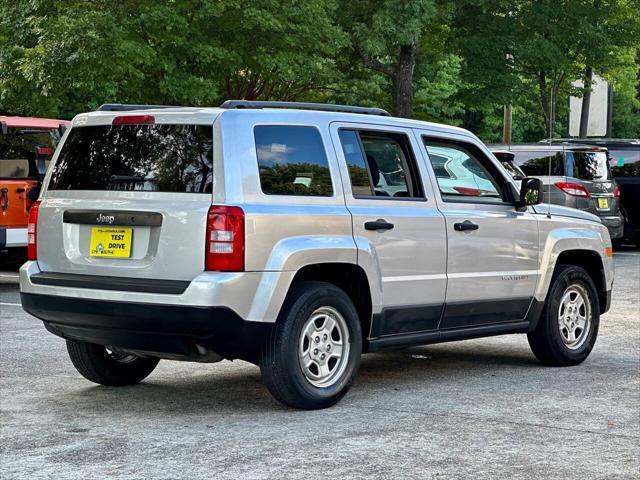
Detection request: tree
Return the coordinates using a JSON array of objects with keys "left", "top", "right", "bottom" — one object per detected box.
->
[
  {"left": 337, "top": 0, "right": 437, "bottom": 117},
  {"left": 453, "top": 0, "right": 640, "bottom": 138},
  {"left": 0, "top": 0, "right": 345, "bottom": 118}
]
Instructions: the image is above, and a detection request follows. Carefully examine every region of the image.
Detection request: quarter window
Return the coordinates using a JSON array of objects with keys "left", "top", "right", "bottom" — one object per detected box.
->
[
  {"left": 254, "top": 126, "right": 333, "bottom": 196},
  {"left": 424, "top": 142, "right": 505, "bottom": 202}
]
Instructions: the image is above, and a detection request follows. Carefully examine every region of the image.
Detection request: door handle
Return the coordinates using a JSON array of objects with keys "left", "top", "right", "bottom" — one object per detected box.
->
[
  {"left": 454, "top": 221, "right": 479, "bottom": 231},
  {"left": 365, "top": 219, "right": 394, "bottom": 231}
]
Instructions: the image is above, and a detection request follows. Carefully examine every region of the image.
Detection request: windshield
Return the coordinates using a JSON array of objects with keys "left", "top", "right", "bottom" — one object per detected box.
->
[
  {"left": 48, "top": 124, "right": 213, "bottom": 192},
  {"left": 566, "top": 151, "right": 610, "bottom": 180},
  {"left": 0, "top": 129, "right": 58, "bottom": 179}
]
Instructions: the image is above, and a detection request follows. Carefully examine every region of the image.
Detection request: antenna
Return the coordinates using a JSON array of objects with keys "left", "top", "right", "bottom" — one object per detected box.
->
[{"left": 547, "top": 87, "right": 553, "bottom": 218}]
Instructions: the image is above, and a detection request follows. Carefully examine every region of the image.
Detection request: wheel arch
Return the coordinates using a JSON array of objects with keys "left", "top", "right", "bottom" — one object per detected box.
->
[
  {"left": 554, "top": 249, "right": 607, "bottom": 314},
  {"left": 284, "top": 263, "right": 374, "bottom": 339}
]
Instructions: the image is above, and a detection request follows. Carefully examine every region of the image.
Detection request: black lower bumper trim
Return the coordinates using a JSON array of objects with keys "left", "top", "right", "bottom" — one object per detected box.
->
[
  {"left": 30, "top": 272, "right": 190, "bottom": 294},
  {"left": 21, "top": 293, "right": 270, "bottom": 362}
]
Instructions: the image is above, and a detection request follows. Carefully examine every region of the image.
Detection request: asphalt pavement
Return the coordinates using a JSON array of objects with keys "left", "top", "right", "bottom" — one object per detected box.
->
[{"left": 1, "top": 252, "right": 639, "bottom": 479}]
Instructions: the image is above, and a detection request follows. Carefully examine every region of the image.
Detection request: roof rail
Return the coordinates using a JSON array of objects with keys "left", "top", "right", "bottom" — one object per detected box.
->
[
  {"left": 98, "top": 104, "right": 182, "bottom": 112},
  {"left": 220, "top": 100, "right": 391, "bottom": 117}
]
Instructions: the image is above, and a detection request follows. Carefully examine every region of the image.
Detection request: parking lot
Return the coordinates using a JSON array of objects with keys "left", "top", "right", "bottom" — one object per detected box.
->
[{"left": 0, "top": 251, "right": 638, "bottom": 479}]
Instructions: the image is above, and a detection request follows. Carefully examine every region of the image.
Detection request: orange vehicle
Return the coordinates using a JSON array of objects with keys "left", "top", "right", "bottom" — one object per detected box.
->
[{"left": 1, "top": 116, "right": 69, "bottom": 259}]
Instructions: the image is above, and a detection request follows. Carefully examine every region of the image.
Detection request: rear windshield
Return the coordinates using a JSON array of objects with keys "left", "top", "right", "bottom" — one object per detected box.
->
[
  {"left": 48, "top": 124, "right": 213, "bottom": 192},
  {"left": 566, "top": 151, "right": 610, "bottom": 180},
  {"left": 512, "top": 150, "right": 564, "bottom": 176},
  {"left": 0, "top": 129, "right": 58, "bottom": 179}
]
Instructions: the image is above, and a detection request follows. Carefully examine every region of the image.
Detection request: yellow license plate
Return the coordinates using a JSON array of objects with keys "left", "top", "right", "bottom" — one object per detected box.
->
[
  {"left": 597, "top": 198, "right": 609, "bottom": 209},
  {"left": 89, "top": 227, "right": 132, "bottom": 258}
]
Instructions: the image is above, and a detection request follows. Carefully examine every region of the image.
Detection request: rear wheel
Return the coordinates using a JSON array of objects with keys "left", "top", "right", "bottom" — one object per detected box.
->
[
  {"left": 528, "top": 265, "right": 600, "bottom": 366},
  {"left": 260, "top": 282, "right": 362, "bottom": 409},
  {"left": 66, "top": 340, "right": 159, "bottom": 386}
]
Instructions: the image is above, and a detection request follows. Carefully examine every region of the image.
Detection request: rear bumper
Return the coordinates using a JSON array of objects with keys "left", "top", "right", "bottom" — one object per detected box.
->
[
  {"left": 0, "top": 226, "right": 27, "bottom": 248},
  {"left": 20, "top": 292, "right": 270, "bottom": 362},
  {"left": 599, "top": 215, "right": 624, "bottom": 239}
]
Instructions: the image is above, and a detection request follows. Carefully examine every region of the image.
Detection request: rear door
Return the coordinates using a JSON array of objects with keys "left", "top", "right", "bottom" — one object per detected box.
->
[
  {"left": 330, "top": 122, "right": 447, "bottom": 337},
  {"left": 37, "top": 112, "right": 217, "bottom": 281}
]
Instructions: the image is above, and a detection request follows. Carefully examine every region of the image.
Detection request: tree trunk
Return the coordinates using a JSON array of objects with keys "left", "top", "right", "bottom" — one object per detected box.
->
[
  {"left": 579, "top": 66, "right": 593, "bottom": 138},
  {"left": 391, "top": 43, "right": 416, "bottom": 118}
]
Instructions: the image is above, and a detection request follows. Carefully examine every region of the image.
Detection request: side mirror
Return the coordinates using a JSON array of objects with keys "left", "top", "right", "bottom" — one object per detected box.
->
[{"left": 516, "top": 177, "right": 542, "bottom": 209}]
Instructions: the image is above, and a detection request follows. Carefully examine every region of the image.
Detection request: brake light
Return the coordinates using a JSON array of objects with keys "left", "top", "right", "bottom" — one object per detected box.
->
[
  {"left": 112, "top": 115, "right": 155, "bottom": 125},
  {"left": 613, "top": 185, "right": 620, "bottom": 198},
  {"left": 554, "top": 182, "right": 590, "bottom": 197},
  {"left": 205, "top": 206, "right": 244, "bottom": 271},
  {"left": 27, "top": 200, "right": 41, "bottom": 260}
]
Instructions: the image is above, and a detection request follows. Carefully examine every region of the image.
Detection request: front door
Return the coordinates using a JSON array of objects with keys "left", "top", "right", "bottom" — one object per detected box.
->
[
  {"left": 420, "top": 135, "right": 539, "bottom": 330},
  {"left": 330, "top": 123, "right": 447, "bottom": 338}
]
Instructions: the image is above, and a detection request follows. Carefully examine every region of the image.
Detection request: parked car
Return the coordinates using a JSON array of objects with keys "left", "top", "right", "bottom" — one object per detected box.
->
[
  {"left": 540, "top": 139, "right": 640, "bottom": 247},
  {"left": 20, "top": 101, "right": 613, "bottom": 409},
  {"left": 1, "top": 116, "right": 69, "bottom": 262},
  {"left": 490, "top": 143, "right": 623, "bottom": 241},
  {"left": 491, "top": 150, "right": 526, "bottom": 180}
]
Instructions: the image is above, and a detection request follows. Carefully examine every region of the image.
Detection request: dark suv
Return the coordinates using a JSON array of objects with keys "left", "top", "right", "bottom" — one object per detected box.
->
[
  {"left": 539, "top": 139, "right": 640, "bottom": 247},
  {"left": 491, "top": 143, "right": 623, "bottom": 240}
]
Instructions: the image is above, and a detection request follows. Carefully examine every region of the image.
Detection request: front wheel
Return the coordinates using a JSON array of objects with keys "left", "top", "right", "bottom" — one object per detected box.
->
[
  {"left": 260, "top": 282, "right": 362, "bottom": 409},
  {"left": 528, "top": 265, "right": 600, "bottom": 366},
  {"left": 66, "top": 340, "right": 160, "bottom": 386}
]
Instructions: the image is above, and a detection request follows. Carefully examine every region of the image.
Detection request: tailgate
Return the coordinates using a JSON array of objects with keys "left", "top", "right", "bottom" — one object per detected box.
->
[{"left": 37, "top": 118, "right": 216, "bottom": 281}]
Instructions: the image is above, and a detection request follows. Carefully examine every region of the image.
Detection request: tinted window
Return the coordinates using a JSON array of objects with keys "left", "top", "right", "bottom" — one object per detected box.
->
[
  {"left": 255, "top": 126, "right": 332, "bottom": 196},
  {"left": 430, "top": 153, "right": 454, "bottom": 178},
  {"left": 567, "top": 151, "right": 610, "bottom": 180},
  {"left": 513, "top": 150, "right": 564, "bottom": 176},
  {"left": 338, "top": 130, "right": 373, "bottom": 196},
  {"left": 0, "top": 129, "right": 57, "bottom": 179},
  {"left": 609, "top": 148, "right": 640, "bottom": 177},
  {"left": 49, "top": 124, "right": 213, "bottom": 192},
  {"left": 425, "top": 143, "right": 503, "bottom": 201}
]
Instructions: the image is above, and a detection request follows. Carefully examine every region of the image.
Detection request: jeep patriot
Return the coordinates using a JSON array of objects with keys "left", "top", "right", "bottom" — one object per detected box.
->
[{"left": 20, "top": 101, "right": 614, "bottom": 409}]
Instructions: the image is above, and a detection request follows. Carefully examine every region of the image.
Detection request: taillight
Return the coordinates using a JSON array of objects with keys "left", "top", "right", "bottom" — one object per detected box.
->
[
  {"left": 554, "top": 182, "right": 590, "bottom": 197},
  {"left": 112, "top": 115, "right": 155, "bottom": 125},
  {"left": 205, "top": 206, "right": 245, "bottom": 271},
  {"left": 613, "top": 185, "right": 620, "bottom": 198},
  {"left": 27, "top": 200, "right": 41, "bottom": 260}
]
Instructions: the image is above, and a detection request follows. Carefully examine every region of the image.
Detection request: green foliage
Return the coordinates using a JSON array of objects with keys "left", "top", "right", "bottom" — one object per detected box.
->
[{"left": 0, "top": 0, "right": 638, "bottom": 141}]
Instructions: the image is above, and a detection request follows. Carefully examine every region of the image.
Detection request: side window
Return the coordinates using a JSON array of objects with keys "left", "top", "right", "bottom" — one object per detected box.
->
[
  {"left": 338, "top": 130, "right": 373, "bottom": 196},
  {"left": 338, "top": 129, "right": 424, "bottom": 199},
  {"left": 254, "top": 125, "right": 333, "bottom": 196},
  {"left": 424, "top": 141, "right": 505, "bottom": 202},
  {"left": 513, "top": 150, "right": 564, "bottom": 176}
]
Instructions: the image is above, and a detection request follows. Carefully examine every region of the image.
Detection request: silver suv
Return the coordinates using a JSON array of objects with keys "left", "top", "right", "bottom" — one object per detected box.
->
[{"left": 20, "top": 101, "right": 614, "bottom": 409}]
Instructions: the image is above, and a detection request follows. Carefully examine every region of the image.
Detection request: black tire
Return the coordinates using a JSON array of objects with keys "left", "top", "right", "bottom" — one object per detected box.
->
[
  {"left": 66, "top": 340, "right": 159, "bottom": 386},
  {"left": 260, "top": 281, "right": 362, "bottom": 410},
  {"left": 528, "top": 265, "right": 600, "bottom": 366}
]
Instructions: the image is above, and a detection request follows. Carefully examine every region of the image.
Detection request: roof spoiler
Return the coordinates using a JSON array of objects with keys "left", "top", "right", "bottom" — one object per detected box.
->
[
  {"left": 220, "top": 100, "right": 391, "bottom": 117},
  {"left": 98, "top": 104, "right": 182, "bottom": 112}
]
